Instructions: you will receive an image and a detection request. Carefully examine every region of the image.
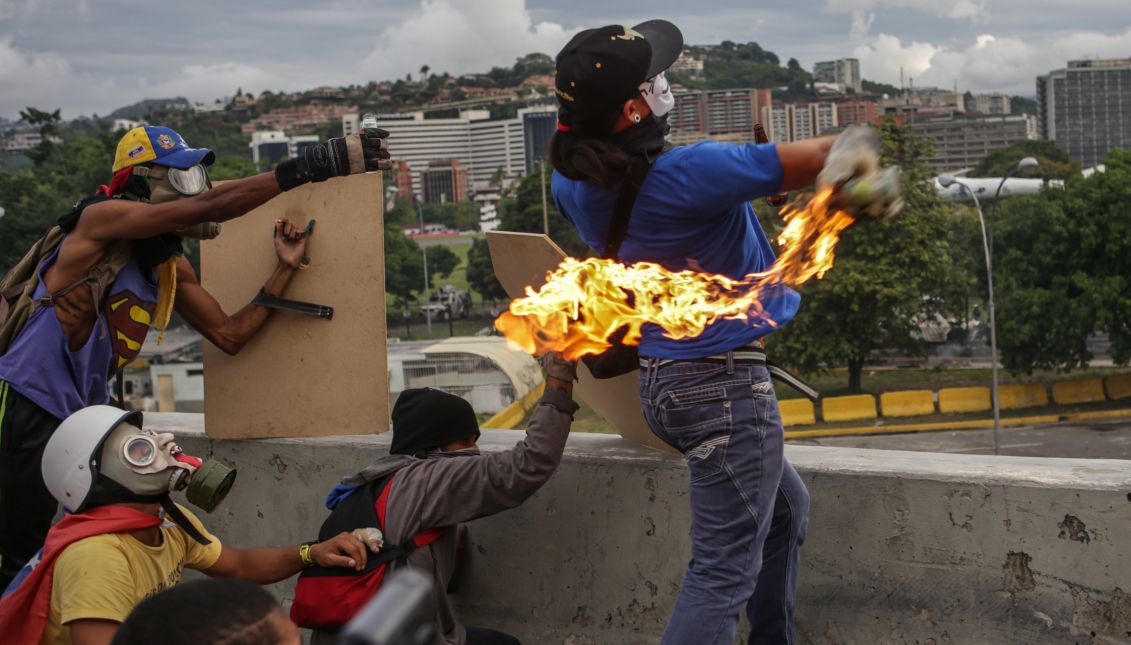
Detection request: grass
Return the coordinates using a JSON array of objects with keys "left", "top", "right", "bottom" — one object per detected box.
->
[{"left": 417, "top": 233, "right": 486, "bottom": 306}]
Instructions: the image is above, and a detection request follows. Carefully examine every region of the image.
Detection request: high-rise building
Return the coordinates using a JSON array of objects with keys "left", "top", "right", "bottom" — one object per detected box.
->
[
  {"left": 392, "top": 160, "right": 413, "bottom": 202},
  {"left": 249, "top": 131, "right": 291, "bottom": 167},
  {"left": 1037, "top": 58, "right": 1131, "bottom": 167},
  {"left": 880, "top": 87, "right": 963, "bottom": 116},
  {"left": 668, "top": 88, "right": 773, "bottom": 144},
  {"left": 970, "top": 93, "right": 1012, "bottom": 115},
  {"left": 359, "top": 105, "right": 555, "bottom": 198},
  {"left": 813, "top": 58, "right": 862, "bottom": 92},
  {"left": 836, "top": 101, "right": 880, "bottom": 127},
  {"left": 905, "top": 113, "right": 1037, "bottom": 172},
  {"left": 420, "top": 159, "right": 468, "bottom": 204},
  {"left": 760, "top": 103, "right": 839, "bottom": 142},
  {"left": 521, "top": 109, "right": 556, "bottom": 174}
]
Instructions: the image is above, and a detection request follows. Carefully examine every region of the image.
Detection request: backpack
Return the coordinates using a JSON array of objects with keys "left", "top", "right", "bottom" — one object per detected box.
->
[
  {"left": 0, "top": 196, "right": 133, "bottom": 357},
  {"left": 290, "top": 475, "right": 445, "bottom": 630}
]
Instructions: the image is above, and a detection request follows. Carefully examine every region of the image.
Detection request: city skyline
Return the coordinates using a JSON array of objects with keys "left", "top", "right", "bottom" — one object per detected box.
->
[{"left": 1, "top": 0, "right": 1129, "bottom": 119}]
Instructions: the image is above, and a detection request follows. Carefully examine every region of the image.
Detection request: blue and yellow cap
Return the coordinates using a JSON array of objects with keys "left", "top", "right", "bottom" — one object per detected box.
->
[{"left": 112, "top": 126, "right": 215, "bottom": 172}]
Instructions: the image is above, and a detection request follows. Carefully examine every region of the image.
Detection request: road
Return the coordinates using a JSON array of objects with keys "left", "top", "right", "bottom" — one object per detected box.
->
[
  {"left": 790, "top": 416, "right": 1131, "bottom": 459},
  {"left": 415, "top": 233, "right": 478, "bottom": 248}
]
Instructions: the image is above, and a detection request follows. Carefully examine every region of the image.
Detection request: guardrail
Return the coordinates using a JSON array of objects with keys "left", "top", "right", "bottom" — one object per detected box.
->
[{"left": 780, "top": 374, "right": 1131, "bottom": 428}]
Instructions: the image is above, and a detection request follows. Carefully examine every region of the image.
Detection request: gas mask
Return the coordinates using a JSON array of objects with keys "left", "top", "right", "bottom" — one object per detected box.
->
[
  {"left": 639, "top": 72, "right": 675, "bottom": 119},
  {"left": 99, "top": 423, "right": 236, "bottom": 514},
  {"left": 132, "top": 164, "right": 222, "bottom": 240}
]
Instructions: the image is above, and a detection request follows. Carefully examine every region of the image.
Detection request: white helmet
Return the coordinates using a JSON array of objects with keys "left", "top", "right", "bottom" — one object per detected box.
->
[{"left": 42, "top": 405, "right": 143, "bottom": 512}]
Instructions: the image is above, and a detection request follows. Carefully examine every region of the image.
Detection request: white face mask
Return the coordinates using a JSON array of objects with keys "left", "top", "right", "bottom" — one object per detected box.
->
[{"left": 638, "top": 72, "right": 675, "bottom": 118}]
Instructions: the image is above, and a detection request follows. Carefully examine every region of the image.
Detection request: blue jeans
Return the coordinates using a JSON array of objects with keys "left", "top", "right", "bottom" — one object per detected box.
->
[{"left": 639, "top": 359, "right": 809, "bottom": 645}]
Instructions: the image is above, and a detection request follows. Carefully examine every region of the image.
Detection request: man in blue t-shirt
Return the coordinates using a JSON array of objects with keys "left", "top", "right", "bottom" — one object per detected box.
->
[{"left": 549, "top": 19, "right": 899, "bottom": 645}]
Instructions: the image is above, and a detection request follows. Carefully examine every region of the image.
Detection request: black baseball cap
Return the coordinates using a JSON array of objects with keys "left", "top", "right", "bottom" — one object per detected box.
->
[{"left": 555, "top": 19, "right": 683, "bottom": 120}]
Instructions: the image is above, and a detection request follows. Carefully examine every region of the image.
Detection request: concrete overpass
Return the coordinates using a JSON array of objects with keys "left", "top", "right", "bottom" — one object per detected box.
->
[{"left": 151, "top": 414, "right": 1131, "bottom": 644}]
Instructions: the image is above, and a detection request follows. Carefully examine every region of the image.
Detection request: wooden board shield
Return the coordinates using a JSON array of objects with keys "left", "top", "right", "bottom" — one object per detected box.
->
[
  {"left": 486, "top": 231, "right": 675, "bottom": 453},
  {"left": 201, "top": 174, "right": 388, "bottom": 439}
]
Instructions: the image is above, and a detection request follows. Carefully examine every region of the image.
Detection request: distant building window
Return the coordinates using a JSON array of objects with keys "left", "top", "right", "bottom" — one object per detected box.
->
[{"left": 188, "top": 369, "right": 204, "bottom": 377}]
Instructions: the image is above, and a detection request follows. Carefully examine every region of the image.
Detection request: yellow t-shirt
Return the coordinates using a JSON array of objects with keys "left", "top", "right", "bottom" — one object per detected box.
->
[{"left": 41, "top": 505, "right": 222, "bottom": 645}]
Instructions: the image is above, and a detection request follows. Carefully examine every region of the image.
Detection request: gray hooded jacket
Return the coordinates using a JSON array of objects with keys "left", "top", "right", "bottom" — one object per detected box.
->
[{"left": 343, "top": 388, "right": 578, "bottom": 645}]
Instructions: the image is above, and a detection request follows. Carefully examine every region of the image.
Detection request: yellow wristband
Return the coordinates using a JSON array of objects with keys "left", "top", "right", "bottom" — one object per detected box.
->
[{"left": 299, "top": 542, "right": 316, "bottom": 567}]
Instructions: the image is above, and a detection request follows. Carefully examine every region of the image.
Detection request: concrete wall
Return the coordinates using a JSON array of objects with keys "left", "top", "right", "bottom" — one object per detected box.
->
[{"left": 148, "top": 414, "right": 1131, "bottom": 645}]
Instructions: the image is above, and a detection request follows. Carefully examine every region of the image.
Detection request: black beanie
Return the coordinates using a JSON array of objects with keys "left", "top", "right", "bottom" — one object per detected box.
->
[{"left": 391, "top": 388, "right": 480, "bottom": 456}]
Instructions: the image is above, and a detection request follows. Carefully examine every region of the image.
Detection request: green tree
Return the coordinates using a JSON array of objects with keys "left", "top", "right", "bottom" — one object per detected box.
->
[
  {"left": 427, "top": 245, "right": 459, "bottom": 280},
  {"left": 968, "top": 140, "right": 1080, "bottom": 181},
  {"left": 1010, "top": 96, "right": 1037, "bottom": 116},
  {"left": 993, "top": 148, "right": 1131, "bottom": 371},
  {"left": 766, "top": 119, "right": 964, "bottom": 391},
  {"left": 18, "top": 107, "right": 62, "bottom": 166},
  {"left": 383, "top": 225, "right": 424, "bottom": 304},
  {"left": 466, "top": 237, "right": 507, "bottom": 302},
  {"left": 209, "top": 155, "right": 257, "bottom": 181},
  {"left": 498, "top": 170, "right": 588, "bottom": 257},
  {"left": 462, "top": 169, "right": 589, "bottom": 306}
]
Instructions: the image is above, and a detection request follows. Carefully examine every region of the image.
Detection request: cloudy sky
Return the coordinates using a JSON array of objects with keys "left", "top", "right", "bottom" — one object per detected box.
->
[{"left": 2, "top": 0, "right": 1129, "bottom": 119}]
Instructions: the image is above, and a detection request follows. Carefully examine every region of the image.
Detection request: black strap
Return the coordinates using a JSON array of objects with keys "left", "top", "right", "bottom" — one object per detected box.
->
[
  {"left": 160, "top": 497, "right": 212, "bottom": 545},
  {"left": 603, "top": 154, "right": 661, "bottom": 261}
]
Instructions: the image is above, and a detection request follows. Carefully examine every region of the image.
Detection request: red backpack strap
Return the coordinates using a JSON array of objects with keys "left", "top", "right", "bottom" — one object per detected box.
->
[{"left": 375, "top": 477, "right": 445, "bottom": 561}]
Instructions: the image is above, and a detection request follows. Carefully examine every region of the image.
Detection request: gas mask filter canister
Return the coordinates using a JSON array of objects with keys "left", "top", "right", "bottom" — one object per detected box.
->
[{"left": 102, "top": 425, "right": 237, "bottom": 513}]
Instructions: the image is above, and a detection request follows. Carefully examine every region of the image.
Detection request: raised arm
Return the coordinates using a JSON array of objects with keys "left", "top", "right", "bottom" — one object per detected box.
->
[
  {"left": 173, "top": 218, "right": 307, "bottom": 355},
  {"left": 77, "top": 172, "right": 282, "bottom": 242},
  {"left": 395, "top": 355, "right": 579, "bottom": 530},
  {"left": 777, "top": 136, "right": 835, "bottom": 192}
]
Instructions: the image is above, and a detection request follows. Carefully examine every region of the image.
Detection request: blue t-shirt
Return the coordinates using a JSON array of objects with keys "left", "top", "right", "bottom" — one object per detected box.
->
[{"left": 551, "top": 140, "right": 800, "bottom": 360}]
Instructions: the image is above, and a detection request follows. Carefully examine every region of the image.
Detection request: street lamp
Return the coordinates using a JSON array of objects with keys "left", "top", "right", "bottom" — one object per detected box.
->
[
  {"left": 988, "top": 157, "right": 1039, "bottom": 250},
  {"left": 938, "top": 158, "right": 1038, "bottom": 456},
  {"left": 414, "top": 194, "right": 432, "bottom": 334}
]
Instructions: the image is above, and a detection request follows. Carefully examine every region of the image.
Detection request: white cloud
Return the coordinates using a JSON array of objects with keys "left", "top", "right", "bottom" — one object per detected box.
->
[
  {"left": 146, "top": 62, "right": 287, "bottom": 103},
  {"left": 853, "top": 26, "right": 1131, "bottom": 95},
  {"left": 355, "top": 0, "right": 576, "bottom": 82},
  {"left": 827, "top": 0, "right": 988, "bottom": 21},
  {"left": 0, "top": 36, "right": 100, "bottom": 117},
  {"left": 0, "top": 37, "right": 297, "bottom": 118}
]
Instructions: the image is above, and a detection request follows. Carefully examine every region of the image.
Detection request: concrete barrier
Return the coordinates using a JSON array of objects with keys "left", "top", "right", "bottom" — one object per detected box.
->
[
  {"left": 779, "top": 398, "right": 816, "bottom": 426},
  {"left": 938, "top": 386, "right": 992, "bottom": 414},
  {"left": 820, "top": 394, "right": 877, "bottom": 422},
  {"left": 1106, "top": 373, "right": 1131, "bottom": 401},
  {"left": 151, "top": 413, "right": 1131, "bottom": 645},
  {"left": 999, "top": 383, "right": 1050, "bottom": 410},
  {"left": 879, "top": 390, "right": 935, "bottom": 417},
  {"left": 1051, "top": 378, "right": 1106, "bottom": 405}
]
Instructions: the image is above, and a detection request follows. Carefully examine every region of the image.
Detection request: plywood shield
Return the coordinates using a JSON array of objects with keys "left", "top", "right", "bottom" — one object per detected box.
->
[
  {"left": 486, "top": 231, "right": 675, "bottom": 453},
  {"left": 202, "top": 174, "right": 388, "bottom": 439}
]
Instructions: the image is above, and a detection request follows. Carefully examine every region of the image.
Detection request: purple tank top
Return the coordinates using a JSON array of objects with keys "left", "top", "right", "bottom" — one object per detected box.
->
[{"left": 0, "top": 243, "right": 158, "bottom": 420}]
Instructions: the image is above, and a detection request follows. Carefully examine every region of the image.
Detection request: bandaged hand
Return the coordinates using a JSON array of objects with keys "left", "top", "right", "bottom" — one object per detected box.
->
[
  {"left": 275, "top": 129, "right": 392, "bottom": 191},
  {"left": 817, "top": 126, "right": 881, "bottom": 191},
  {"left": 818, "top": 127, "right": 902, "bottom": 220},
  {"left": 539, "top": 351, "right": 578, "bottom": 382},
  {"left": 352, "top": 527, "right": 384, "bottom": 554}
]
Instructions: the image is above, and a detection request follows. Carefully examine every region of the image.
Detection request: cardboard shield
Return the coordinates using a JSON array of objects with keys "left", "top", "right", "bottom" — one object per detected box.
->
[
  {"left": 201, "top": 174, "right": 388, "bottom": 439},
  {"left": 486, "top": 231, "right": 675, "bottom": 453}
]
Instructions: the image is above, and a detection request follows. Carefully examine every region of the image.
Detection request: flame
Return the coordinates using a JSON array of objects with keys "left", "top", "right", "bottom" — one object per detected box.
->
[{"left": 495, "top": 187, "right": 858, "bottom": 360}]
